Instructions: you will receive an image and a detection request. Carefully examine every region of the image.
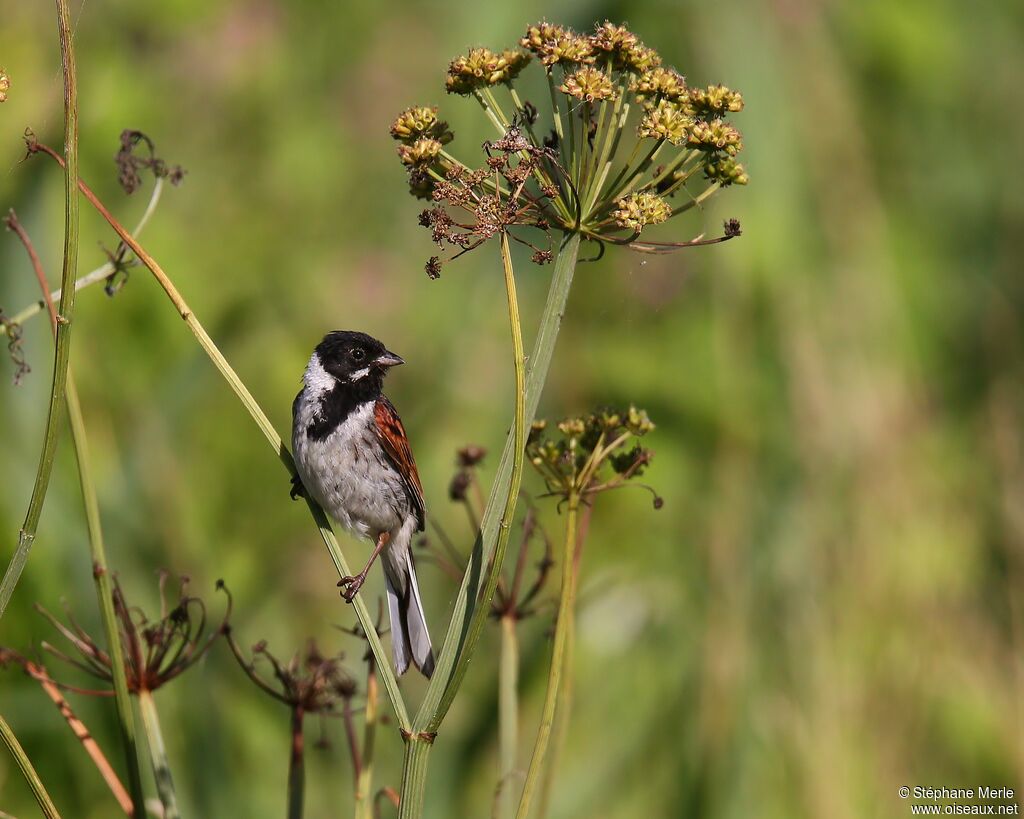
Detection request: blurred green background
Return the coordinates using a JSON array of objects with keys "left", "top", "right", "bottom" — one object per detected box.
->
[{"left": 2, "top": 1, "right": 1023, "bottom": 817}]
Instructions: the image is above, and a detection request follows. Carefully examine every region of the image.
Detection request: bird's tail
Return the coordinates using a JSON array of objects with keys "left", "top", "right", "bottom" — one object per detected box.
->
[{"left": 382, "top": 522, "right": 435, "bottom": 678}]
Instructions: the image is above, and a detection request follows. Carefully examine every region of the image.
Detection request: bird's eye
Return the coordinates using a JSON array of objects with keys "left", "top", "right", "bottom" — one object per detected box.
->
[{"left": 351, "top": 348, "right": 366, "bottom": 362}]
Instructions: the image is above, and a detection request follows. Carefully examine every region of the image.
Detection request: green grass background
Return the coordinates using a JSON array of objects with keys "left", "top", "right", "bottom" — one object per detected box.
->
[{"left": 1, "top": 1, "right": 1023, "bottom": 817}]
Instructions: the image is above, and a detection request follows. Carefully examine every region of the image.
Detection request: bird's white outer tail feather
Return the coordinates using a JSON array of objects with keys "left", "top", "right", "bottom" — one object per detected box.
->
[{"left": 382, "top": 521, "right": 435, "bottom": 677}]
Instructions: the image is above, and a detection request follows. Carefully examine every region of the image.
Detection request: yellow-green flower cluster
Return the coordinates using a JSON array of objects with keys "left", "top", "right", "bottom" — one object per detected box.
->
[
  {"left": 445, "top": 48, "right": 531, "bottom": 95},
  {"left": 631, "top": 67, "right": 687, "bottom": 102},
  {"left": 0, "top": 69, "right": 9, "bottom": 103},
  {"left": 520, "top": 22, "right": 595, "bottom": 66},
  {"left": 637, "top": 99, "right": 692, "bottom": 144},
  {"left": 612, "top": 191, "right": 672, "bottom": 232},
  {"left": 559, "top": 66, "right": 616, "bottom": 102},
  {"left": 398, "top": 137, "right": 443, "bottom": 167},
  {"left": 689, "top": 84, "right": 744, "bottom": 118},
  {"left": 704, "top": 155, "right": 749, "bottom": 187},
  {"left": 589, "top": 21, "right": 661, "bottom": 73},
  {"left": 687, "top": 119, "right": 742, "bottom": 155},
  {"left": 526, "top": 406, "right": 657, "bottom": 495},
  {"left": 390, "top": 106, "right": 453, "bottom": 144}
]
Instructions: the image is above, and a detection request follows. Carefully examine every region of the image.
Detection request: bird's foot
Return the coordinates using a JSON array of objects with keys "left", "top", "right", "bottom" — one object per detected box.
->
[
  {"left": 337, "top": 573, "right": 367, "bottom": 602},
  {"left": 289, "top": 474, "right": 307, "bottom": 501}
]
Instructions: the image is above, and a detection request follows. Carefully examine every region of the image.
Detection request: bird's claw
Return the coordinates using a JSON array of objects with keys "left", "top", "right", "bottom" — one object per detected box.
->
[
  {"left": 337, "top": 574, "right": 366, "bottom": 602},
  {"left": 289, "top": 474, "right": 307, "bottom": 501}
]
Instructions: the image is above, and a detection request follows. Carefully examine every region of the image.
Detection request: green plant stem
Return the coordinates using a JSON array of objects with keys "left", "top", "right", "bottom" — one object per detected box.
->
[
  {"left": 26, "top": 145, "right": 411, "bottom": 734},
  {"left": 536, "top": 622, "right": 573, "bottom": 819},
  {"left": 515, "top": 494, "right": 579, "bottom": 819},
  {"left": 66, "top": 380, "right": 147, "bottom": 815},
  {"left": 671, "top": 181, "right": 722, "bottom": 217},
  {"left": 354, "top": 662, "right": 379, "bottom": 819},
  {"left": 397, "top": 736, "right": 432, "bottom": 819},
  {"left": 0, "top": 714, "right": 62, "bottom": 818},
  {"left": 289, "top": 706, "right": 305, "bottom": 819},
  {"left": 498, "top": 614, "right": 520, "bottom": 819},
  {"left": 138, "top": 691, "right": 180, "bottom": 819},
  {"left": 10, "top": 208, "right": 147, "bottom": 816},
  {"left": 1, "top": 178, "right": 164, "bottom": 334},
  {"left": 0, "top": 0, "right": 79, "bottom": 621},
  {"left": 415, "top": 232, "right": 581, "bottom": 740}
]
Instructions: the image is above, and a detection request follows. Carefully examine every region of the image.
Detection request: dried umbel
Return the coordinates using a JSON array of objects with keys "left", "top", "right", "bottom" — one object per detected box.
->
[
  {"left": 33, "top": 573, "right": 228, "bottom": 695},
  {"left": 390, "top": 19, "right": 748, "bottom": 273},
  {"left": 527, "top": 406, "right": 662, "bottom": 507}
]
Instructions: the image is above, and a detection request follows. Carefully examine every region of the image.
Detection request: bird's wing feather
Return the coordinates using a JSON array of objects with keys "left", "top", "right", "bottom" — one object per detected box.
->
[{"left": 373, "top": 396, "right": 426, "bottom": 529}]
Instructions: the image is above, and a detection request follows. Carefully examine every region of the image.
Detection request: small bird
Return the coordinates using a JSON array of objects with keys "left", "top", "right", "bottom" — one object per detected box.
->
[{"left": 291, "top": 330, "right": 434, "bottom": 677}]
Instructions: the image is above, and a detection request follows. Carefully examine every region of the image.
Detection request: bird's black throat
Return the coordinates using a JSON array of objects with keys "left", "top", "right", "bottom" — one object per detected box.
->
[{"left": 305, "top": 372, "right": 383, "bottom": 441}]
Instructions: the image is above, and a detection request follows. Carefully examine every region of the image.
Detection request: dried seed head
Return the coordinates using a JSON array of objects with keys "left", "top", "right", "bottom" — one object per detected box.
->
[
  {"left": 560, "top": 66, "right": 616, "bottom": 102},
  {"left": 637, "top": 99, "right": 692, "bottom": 144},
  {"left": 446, "top": 48, "right": 531, "bottom": 95},
  {"left": 0, "top": 69, "right": 9, "bottom": 103},
  {"left": 390, "top": 106, "right": 453, "bottom": 144},
  {"left": 689, "top": 84, "right": 744, "bottom": 118},
  {"left": 612, "top": 192, "right": 672, "bottom": 232},
  {"left": 456, "top": 445, "right": 488, "bottom": 467},
  {"left": 398, "top": 137, "right": 444, "bottom": 167},
  {"left": 687, "top": 119, "right": 743, "bottom": 156},
  {"left": 704, "top": 155, "right": 749, "bottom": 187},
  {"left": 631, "top": 67, "right": 687, "bottom": 102},
  {"left": 521, "top": 22, "right": 594, "bottom": 66}
]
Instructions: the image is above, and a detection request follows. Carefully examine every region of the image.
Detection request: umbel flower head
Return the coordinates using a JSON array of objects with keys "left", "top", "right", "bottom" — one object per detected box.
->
[
  {"left": 390, "top": 20, "right": 748, "bottom": 275},
  {"left": 33, "top": 572, "right": 229, "bottom": 695},
  {"left": 0, "top": 69, "right": 9, "bottom": 103},
  {"left": 527, "top": 405, "right": 662, "bottom": 507}
]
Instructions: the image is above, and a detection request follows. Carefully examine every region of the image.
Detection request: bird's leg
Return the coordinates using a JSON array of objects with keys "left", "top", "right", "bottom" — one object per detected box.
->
[
  {"left": 338, "top": 531, "right": 391, "bottom": 602},
  {"left": 289, "top": 473, "right": 307, "bottom": 501}
]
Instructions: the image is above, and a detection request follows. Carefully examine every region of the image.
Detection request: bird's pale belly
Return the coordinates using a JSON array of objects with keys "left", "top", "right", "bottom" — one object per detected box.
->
[{"left": 293, "top": 406, "right": 410, "bottom": 541}]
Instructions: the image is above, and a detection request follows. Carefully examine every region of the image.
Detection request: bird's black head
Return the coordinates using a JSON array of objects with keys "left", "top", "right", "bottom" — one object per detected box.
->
[{"left": 314, "top": 330, "right": 404, "bottom": 388}]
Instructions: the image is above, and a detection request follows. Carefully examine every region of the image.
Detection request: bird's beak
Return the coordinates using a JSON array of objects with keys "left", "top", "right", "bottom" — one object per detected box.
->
[{"left": 375, "top": 351, "right": 405, "bottom": 368}]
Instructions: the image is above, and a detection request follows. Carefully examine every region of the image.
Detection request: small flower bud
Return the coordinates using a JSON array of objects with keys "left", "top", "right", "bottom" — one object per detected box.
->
[
  {"left": 687, "top": 119, "right": 743, "bottom": 156},
  {"left": 559, "top": 66, "right": 616, "bottom": 102},
  {"left": 446, "top": 48, "right": 531, "bottom": 95},
  {"left": 689, "top": 84, "right": 744, "bottom": 118},
  {"left": 398, "top": 137, "right": 443, "bottom": 167},
  {"left": 0, "top": 69, "right": 9, "bottom": 103},
  {"left": 612, "top": 192, "right": 672, "bottom": 232},
  {"left": 703, "top": 155, "right": 749, "bottom": 187},
  {"left": 631, "top": 67, "right": 687, "bottom": 102},
  {"left": 390, "top": 106, "right": 453, "bottom": 144},
  {"left": 521, "top": 22, "right": 594, "bottom": 66},
  {"left": 637, "top": 99, "right": 692, "bottom": 144}
]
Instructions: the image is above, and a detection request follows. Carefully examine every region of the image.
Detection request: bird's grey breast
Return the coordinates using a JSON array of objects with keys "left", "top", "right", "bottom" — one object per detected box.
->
[{"left": 292, "top": 390, "right": 409, "bottom": 539}]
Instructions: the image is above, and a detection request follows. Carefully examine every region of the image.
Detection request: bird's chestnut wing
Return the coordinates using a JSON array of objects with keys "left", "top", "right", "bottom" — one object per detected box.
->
[{"left": 374, "top": 396, "right": 426, "bottom": 530}]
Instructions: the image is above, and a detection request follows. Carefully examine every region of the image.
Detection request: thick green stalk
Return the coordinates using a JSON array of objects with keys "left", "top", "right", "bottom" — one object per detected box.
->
[
  {"left": 288, "top": 706, "right": 305, "bottom": 819},
  {"left": 0, "top": 714, "right": 62, "bottom": 818},
  {"left": 397, "top": 736, "right": 432, "bottom": 819},
  {"left": 138, "top": 691, "right": 179, "bottom": 819},
  {"left": 515, "top": 495, "right": 580, "bottom": 819},
  {"left": 0, "top": 0, "right": 79, "bottom": 620},
  {"left": 498, "top": 614, "right": 520, "bottom": 819},
  {"left": 26, "top": 148, "right": 411, "bottom": 733},
  {"left": 536, "top": 602, "right": 575, "bottom": 819},
  {"left": 354, "top": 663, "right": 379, "bottom": 819},
  {"left": 414, "top": 232, "right": 581, "bottom": 734},
  {"left": 65, "top": 380, "right": 147, "bottom": 814},
  {"left": 399, "top": 232, "right": 528, "bottom": 816}
]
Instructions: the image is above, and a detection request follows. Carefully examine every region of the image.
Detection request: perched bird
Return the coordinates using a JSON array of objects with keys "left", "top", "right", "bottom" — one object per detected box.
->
[{"left": 291, "top": 330, "right": 434, "bottom": 677}]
